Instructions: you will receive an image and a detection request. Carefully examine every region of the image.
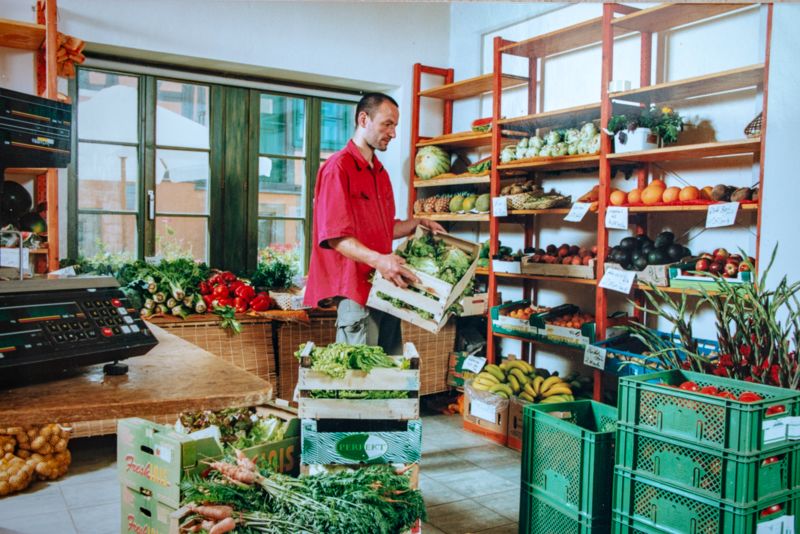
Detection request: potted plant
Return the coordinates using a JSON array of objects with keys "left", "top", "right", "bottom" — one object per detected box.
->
[{"left": 606, "top": 105, "right": 684, "bottom": 153}]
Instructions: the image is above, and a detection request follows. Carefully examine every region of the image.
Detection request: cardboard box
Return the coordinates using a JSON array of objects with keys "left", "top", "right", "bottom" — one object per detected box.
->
[
  {"left": 507, "top": 396, "right": 531, "bottom": 451},
  {"left": 121, "top": 485, "right": 175, "bottom": 534},
  {"left": 462, "top": 387, "right": 508, "bottom": 446},
  {"left": 300, "top": 418, "right": 422, "bottom": 465},
  {"left": 458, "top": 292, "right": 488, "bottom": 316},
  {"left": 118, "top": 406, "right": 300, "bottom": 508},
  {"left": 522, "top": 257, "right": 596, "bottom": 280},
  {"left": 605, "top": 262, "right": 669, "bottom": 287}
]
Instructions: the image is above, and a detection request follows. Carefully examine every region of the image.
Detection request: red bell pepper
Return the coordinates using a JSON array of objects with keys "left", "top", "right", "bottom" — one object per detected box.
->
[
  {"left": 216, "top": 297, "right": 232, "bottom": 308},
  {"left": 228, "top": 280, "right": 245, "bottom": 293},
  {"left": 234, "top": 284, "right": 256, "bottom": 301},
  {"left": 202, "top": 294, "right": 215, "bottom": 308},
  {"left": 199, "top": 281, "right": 212, "bottom": 295},
  {"left": 679, "top": 381, "right": 699, "bottom": 392},
  {"left": 221, "top": 271, "right": 237, "bottom": 283},
  {"left": 250, "top": 292, "right": 273, "bottom": 312},
  {"left": 700, "top": 386, "right": 719, "bottom": 396},
  {"left": 738, "top": 391, "right": 763, "bottom": 403},
  {"left": 233, "top": 297, "right": 249, "bottom": 313},
  {"left": 767, "top": 405, "right": 787, "bottom": 416},
  {"left": 212, "top": 284, "right": 230, "bottom": 299}
]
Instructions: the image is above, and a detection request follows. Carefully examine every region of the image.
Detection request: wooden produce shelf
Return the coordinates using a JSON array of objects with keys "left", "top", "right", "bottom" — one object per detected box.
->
[
  {"left": 611, "top": 65, "right": 764, "bottom": 105},
  {"left": 416, "top": 129, "right": 525, "bottom": 150},
  {"left": 493, "top": 272, "right": 598, "bottom": 286},
  {"left": 612, "top": 3, "right": 747, "bottom": 34},
  {"left": 499, "top": 154, "right": 600, "bottom": 173},
  {"left": 414, "top": 174, "right": 489, "bottom": 189},
  {"left": 625, "top": 203, "right": 758, "bottom": 213},
  {"left": 501, "top": 16, "right": 628, "bottom": 58},
  {"left": 476, "top": 267, "right": 489, "bottom": 276},
  {"left": 492, "top": 331, "right": 583, "bottom": 350},
  {"left": 414, "top": 212, "right": 489, "bottom": 222},
  {"left": 419, "top": 73, "right": 528, "bottom": 100},
  {"left": 4, "top": 168, "right": 49, "bottom": 176},
  {"left": 0, "top": 18, "right": 45, "bottom": 51},
  {"left": 509, "top": 208, "right": 576, "bottom": 216},
  {"left": 636, "top": 284, "right": 714, "bottom": 297},
  {"left": 606, "top": 138, "right": 760, "bottom": 164},
  {"left": 499, "top": 102, "right": 600, "bottom": 132}
]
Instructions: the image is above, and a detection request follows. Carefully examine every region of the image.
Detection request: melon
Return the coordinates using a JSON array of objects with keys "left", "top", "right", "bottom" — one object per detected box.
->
[
  {"left": 462, "top": 194, "right": 478, "bottom": 212},
  {"left": 414, "top": 146, "right": 450, "bottom": 180},
  {"left": 475, "top": 193, "right": 491, "bottom": 213}
]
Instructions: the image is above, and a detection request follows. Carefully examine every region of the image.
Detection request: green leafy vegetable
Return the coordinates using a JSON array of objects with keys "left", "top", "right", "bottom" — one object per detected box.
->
[{"left": 295, "top": 342, "right": 399, "bottom": 378}]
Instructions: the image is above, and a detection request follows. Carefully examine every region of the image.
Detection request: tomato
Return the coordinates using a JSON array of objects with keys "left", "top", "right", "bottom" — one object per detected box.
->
[
  {"left": 766, "top": 405, "right": 787, "bottom": 416},
  {"left": 716, "top": 391, "right": 737, "bottom": 400},
  {"left": 760, "top": 504, "right": 782, "bottom": 517},
  {"left": 679, "top": 381, "right": 700, "bottom": 392},
  {"left": 739, "top": 391, "right": 764, "bottom": 403},
  {"left": 700, "top": 386, "right": 719, "bottom": 396},
  {"left": 762, "top": 456, "right": 781, "bottom": 466}
]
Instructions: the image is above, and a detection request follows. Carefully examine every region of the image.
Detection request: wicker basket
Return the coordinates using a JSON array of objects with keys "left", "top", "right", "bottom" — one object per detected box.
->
[
  {"left": 745, "top": 112, "right": 762, "bottom": 138},
  {"left": 276, "top": 316, "right": 338, "bottom": 400}
]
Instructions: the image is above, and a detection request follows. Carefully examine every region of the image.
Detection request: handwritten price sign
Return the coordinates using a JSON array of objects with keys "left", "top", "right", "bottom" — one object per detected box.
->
[
  {"left": 462, "top": 355, "right": 487, "bottom": 374},
  {"left": 564, "top": 202, "right": 591, "bottom": 222},
  {"left": 492, "top": 196, "right": 508, "bottom": 217},
  {"left": 706, "top": 202, "right": 739, "bottom": 228},
  {"left": 605, "top": 206, "right": 629, "bottom": 229},
  {"left": 583, "top": 345, "right": 607, "bottom": 370},
  {"left": 599, "top": 267, "right": 637, "bottom": 294}
]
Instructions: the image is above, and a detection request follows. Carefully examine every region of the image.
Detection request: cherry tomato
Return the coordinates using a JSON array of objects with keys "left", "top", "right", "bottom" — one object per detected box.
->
[
  {"left": 739, "top": 391, "right": 764, "bottom": 403},
  {"left": 760, "top": 504, "right": 783, "bottom": 517},
  {"left": 766, "top": 405, "right": 787, "bottom": 416},
  {"left": 700, "top": 386, "right": 719, "bottom": 396},
  {"left": 679, "top": 381, "right": 700, "bottom": 392}
]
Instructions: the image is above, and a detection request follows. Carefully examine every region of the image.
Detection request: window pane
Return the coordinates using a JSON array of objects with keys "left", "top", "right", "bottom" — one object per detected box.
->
[
  {"left": 77, "top": 143, "right": 138, "bottom": 210},
  {"left": 320, "top": 101, "right": 355, "bottom": 158},
  {"left": 258, "top": 156, "right": 305, "bottom": 217},
  {"left": 155, "top": 216, "right": 208, "bottom": 261},
  {"left": 155, "top": 149, "right": 209, "bottom": 214},
  {"left": 77, "top": 70, "right": 139, "bottom": 143},
  {"left": 257, "top": 219, "right": 304, "bottom": 269},
  {"left": 156, "top": 80, "right": 209, "bottom": 149},
  {"left": 78, "top": 213, "right": 137, "bottom": 258},
  {"left": 259, "top": 94, "right": 305, "bottom": 156}
]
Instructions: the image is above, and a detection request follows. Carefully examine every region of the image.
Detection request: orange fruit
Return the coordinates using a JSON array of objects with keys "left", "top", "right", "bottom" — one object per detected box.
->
[
  {"left": 641, "top": 185, "right": 663, "bottom": 205},
  {"left": 627, "top": 188, "right": 643, "bottom": 204},
  {"left": 610, "top": 190, "right": 628, "bottom": 206},
  {"left": 701, "top": 186, "right": 713, "bottom": 200},
  {"left": 679, "top": 185, "right": 700, "bottom": 201},
  {"left": 650, "top": 178, "right": 667, "bottom": 191},
  {"left": 662, "top": 186, "right": 681, "bottom": 203}
]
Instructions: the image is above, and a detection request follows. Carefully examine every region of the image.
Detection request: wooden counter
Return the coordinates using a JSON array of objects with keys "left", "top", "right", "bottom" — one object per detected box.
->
[{"left": 0, "top": 323, "right": 273, "bottom": 427}]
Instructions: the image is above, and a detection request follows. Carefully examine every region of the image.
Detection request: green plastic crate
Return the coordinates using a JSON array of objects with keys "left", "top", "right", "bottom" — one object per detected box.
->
[
  {"left": 616, "top": 425, "right": 799, "bottom": 506},
  {"left": 613, "top": 468, "right": 800, "bottom": 534},
  {"left": 520, "top": 482, "right": 610, "bottom": 534},
  {"left": 300, "top": 418, "right": 421, "bottom": 465},
  {"left": 523, "top": 400, "right": 617, "bottom": 519},
  {"left": 618, "top": 370, "right": 800, "bottom": 454}
]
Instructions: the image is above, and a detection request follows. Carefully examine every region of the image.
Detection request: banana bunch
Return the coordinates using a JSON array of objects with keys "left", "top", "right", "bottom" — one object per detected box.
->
[{"left": 470, "top": 360, "right": 575, "bottom": 404}]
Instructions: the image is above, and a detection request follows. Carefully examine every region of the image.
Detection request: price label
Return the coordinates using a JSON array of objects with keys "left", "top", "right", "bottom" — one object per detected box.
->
[
  {"left": 564, "top": 202, "right": 592, "bottom": 222},
  {"left": 605, "top": 206, "right": 629, "bottom": 229},
  {"left": 599, "top": 267, "right": 637, "bottom": 294},
  {"left": 757, "top": 515, "right": 795, "bottom": 534},
  {"left": 763, "top": 418, "right": 790, "bottom": 444},
  {"left": 470, "top": 398, "right": 499, "bottom": 423},
  {"left": 462, "top": 355, "right": 487, "bottom": 374},
  {"left": 785, "top": 416, "right": 800, "bottom": 440},
  {"left": 492, "top": 196, "right": 508, "bottom": 217},
  {"left": 706, "top": 202, "right": 739, "bottom": 228},
  {"left": 584, "top": 345, "right": 606, "bottom": 370}
]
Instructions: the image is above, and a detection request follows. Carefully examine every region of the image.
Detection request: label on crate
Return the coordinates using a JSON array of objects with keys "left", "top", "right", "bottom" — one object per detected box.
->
[
  {"left": 583, "top": 345, "right": 607, "bottom": 370},
  {"left": 763, "top": 417, "right": 790, "bottom": 445},
  {"left": 564, "top": 202, "right": 591, "bottom": 222},
  {"left": 706, "top": 202, "right": 739, "bottom": 228},
  {"left": 604, "top": 206, "right": 629, "bottom": 229},
  {"left": 154, "top": 444, "right": 172, "bottom": 463},
  {"left": 462, "top": 355, "right": 487, "bottom": 374},
  {"left": 470, "top": 398, "right": 498, "bottom": 423},
  {"left": 785, "top": 416, "right": 800, "bottom": 440},
  {"left": 492, "top": 196, "right": 508, "bottom": 217},
  {"left": 599, "top": 268, "right": 636, "bottom": 294},
  {"left": 757, "top": 515, "right": 794, "bottom": 534}
]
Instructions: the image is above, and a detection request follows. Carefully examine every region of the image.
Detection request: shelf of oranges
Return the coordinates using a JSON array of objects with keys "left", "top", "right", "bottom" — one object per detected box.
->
[{"left": 608, "top": 179, "right": 760, "bottom": 212}]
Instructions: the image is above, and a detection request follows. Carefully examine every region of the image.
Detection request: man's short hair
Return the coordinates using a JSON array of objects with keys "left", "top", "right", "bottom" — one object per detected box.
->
[{"left": 355, "top": 93, "right": 398, "bottom": 124}]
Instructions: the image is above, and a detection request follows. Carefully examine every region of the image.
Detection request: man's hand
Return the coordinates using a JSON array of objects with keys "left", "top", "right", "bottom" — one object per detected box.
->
[
  {"left": 375, "top": 254, "right": 419, "bottom": 289},
  {"left": 418, "top": 219, "right": 446, "bottom": 235}
]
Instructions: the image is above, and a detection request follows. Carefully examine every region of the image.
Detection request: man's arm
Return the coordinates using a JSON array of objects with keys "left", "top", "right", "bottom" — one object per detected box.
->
[
  {"left": 393, "top": 218, "right": 446, "bottom": 239},
  {"left": 328, "top": 236, "right": 419, "bottom": 288}
]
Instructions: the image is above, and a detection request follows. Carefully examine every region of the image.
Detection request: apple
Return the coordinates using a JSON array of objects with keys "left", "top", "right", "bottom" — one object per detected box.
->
[
  {"left": 582, "top": 255, "right": 592, "bottom": 266},
  {"left": 571, "top": 256, "right": 582, "bottom": 265},
  {"left": 591, "top": 245, "right": 598, "bottom": 255},
  {"left": 546, "top": 244, "right": 557, "bottom": 255},
  {"left": 695, "top": 258, "right": 710, "bottom": 272},
  {"left": 531, "top": 254, "right": 542, "bottom": 263},
  {"left": 557, "top": 245, "right": 570, "bottom": 258},
  {"left": 562, "top": 256, "right": 572, "bottom": 265},
  {"left": 569, "top": 245, "right": 580, "bottom": 256},
  {"left": 739, "top": 262, "right": 751, "bottom": 272},
  {"left": 700, "top": 252, "right": 713, "bottom": 261},
  {"left": 713, "top": 248, "right": 729, "bottom": 261},
  {"left": 729, "top": 253, "right": 743, "bottom": 262},
  {"left": 724, "top": 262, "right": 739, "bottom": 277},
  {"left": 709, "top": 261, "right": 724, "bottom": 275}
]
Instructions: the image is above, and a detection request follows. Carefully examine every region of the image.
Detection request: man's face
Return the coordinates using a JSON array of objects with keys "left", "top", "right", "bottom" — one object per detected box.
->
[{"left": 360, "top": 102, "right": 398, "bottom": 152}]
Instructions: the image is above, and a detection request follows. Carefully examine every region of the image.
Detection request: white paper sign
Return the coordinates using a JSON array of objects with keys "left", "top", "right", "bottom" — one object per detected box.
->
[
  {"left": 492, "top": 196, "right": 508, "bottom": 217},
  {"left": 564, "top": 202, "right": 592, "bottom": 222},
  {"left": 462, "top": 355, "right": 487, "bottom": 374},
  {"left": 605, "top": 206, "right": 629, "bottom": 229},
  {"left": 583, "top": 345, "right": 607, "bottom": 370},
  {"left": 763, "top": 418, "right": 789, "bottom": 445},
  {"left": 599, "top": 267, "right": 637, "bottom": 294},
  {"left": 470, "top": 398, "right": 498, "bottom": 423},
  {"left": 0, "top": 248, "right": 30, "bottom": 271},
  {"left": 706, "top": 202, "right": 740, "bottom": 228},
  {"left": 757, "top": 515, "right": 795, "bottom": 534},
  {"left": 785, "top": 416, "right": 800, "bottom": 440}
]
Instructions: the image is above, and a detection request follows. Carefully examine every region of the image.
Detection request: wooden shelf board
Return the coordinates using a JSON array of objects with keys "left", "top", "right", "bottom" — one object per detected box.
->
[
  {"left": 636, "top": 284, "right": 714, "bottom": 297},
  {"left": 625, "top": 203, "right": 758, "bottom": 213},
  {"left": 419, "top": 73, "right": 528, "bottom": 100},
  {"left": 0, "top": 18, "right": 45, "bottom": 51},
  {"left": 493, "top": 272, "right": 598, "bottom": 286},
  {"left": 509, "top": 208, "right": 574, "bottom": 216},
  {"left": 414, "top": 175, "right": 490, "bottom": 188},
  {"left": 414, "top": 213, "right": 489, "bottom": 222},
  {"left": 606, "top": 138, "right": 760, "bottom": 163},
  {"left": 493, "top": 331, "right": 584, "bottom": 350},
  {"left": 416, "top": 129, "right": 525, "bottom": 150},
  {"left": 4, "top": 168, "right": 49, "bottom": 176},
  {"left": 476, "top": 267, "right": 489, "bottom": 276},
  {"left": 499, "top": 102, "right": 601, "bottom": 132},
  {"left": 501, "top": 16, "right": 628, "bottom": 58},
  {"left": 612, "top": 3, "right": 747, "bottom": 34},
  {"left": 611, "top": 65, "right": 764, "bottom": 105},
  {"left": 499, "top": 154, "right": 600, "bottom": 173}
]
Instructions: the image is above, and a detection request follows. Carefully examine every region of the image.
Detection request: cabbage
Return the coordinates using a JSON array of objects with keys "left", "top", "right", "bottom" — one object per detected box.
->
[{"left": 407, "top": 256, "right": 439, "bottom": 276}]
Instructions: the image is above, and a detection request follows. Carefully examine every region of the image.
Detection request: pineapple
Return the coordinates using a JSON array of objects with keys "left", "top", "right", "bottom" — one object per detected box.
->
[
  {"left": 413, "top": 199, "right": 424, "bottom": 214},
  {"left": 434, "top": 195, "right": 451, "bottom": 213},
  {"left": 423, "top": 196, "right": 437, "bottom": 213}
]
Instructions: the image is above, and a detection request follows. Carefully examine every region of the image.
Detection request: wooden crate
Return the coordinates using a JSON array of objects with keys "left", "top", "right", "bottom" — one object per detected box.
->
[{"left": 297, "top": 342, "right": 420, "bottom": 420}]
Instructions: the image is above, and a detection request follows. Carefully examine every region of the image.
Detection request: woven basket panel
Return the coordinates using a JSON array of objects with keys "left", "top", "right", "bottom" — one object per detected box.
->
[
  {"left": 276, "top": 317, "right": 338, "bottom": 400},
  {"left": 69, "top": 413, "right": 179, "bottom": 438},
  {"left": 402, "top": 321, "right": 455, "bottom": 396}
]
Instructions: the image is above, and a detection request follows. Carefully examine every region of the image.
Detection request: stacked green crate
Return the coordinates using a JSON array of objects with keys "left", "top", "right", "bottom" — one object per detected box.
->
[
  {"left": 520, "top": 400, "right": 618, "bottom": 533},
  {"left": 613, "top": 370, "right": 800, "bottom": 533}
]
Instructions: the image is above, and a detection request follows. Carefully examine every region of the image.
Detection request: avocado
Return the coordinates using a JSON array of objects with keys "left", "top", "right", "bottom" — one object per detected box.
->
[
  {"left": 641, "top": 242, "right": 654, "bottom": 256},
  {"left": 615, "top": 249, "right": 632, "bottom": 266},
  {"left": 633, "top": 255, "right": 649, "bottom": 271},
  {"left": 647, "top": 249, "right": 668, "bottom": 265},
  {"left": 635, "top": 234, "right": 652, "bottom": 248},
  {"left": 619, "top": 237, "right": 638, "bottom": 251},
  {"left": 654, "top": 231, "right": 675, "bottom": 249},
  {"left": 666, "top": 243, "right": 685, "bottom": 262},
  {"left": 631, "top": 249, "right": 643, "bottom": 262}
]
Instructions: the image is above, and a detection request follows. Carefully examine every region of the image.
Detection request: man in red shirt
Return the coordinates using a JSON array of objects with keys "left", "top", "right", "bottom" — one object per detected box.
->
[{"left": 304, "top": 93, "right": 444, "bottom": 353}]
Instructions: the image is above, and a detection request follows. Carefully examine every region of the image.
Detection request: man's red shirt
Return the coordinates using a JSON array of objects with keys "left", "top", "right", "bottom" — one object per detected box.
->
[{"left": 304, "top": 140, "right": 397, "bottom": 307}]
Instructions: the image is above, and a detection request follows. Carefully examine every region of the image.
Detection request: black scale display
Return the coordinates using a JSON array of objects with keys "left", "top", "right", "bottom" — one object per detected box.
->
[{"left": 0, "top": 277, "right": 158, "bottom": 384}]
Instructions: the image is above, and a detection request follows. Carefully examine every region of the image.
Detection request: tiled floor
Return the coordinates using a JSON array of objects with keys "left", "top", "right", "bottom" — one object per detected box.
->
[{"left": 0, "top": 413, "right": 520, "bottom": 534}]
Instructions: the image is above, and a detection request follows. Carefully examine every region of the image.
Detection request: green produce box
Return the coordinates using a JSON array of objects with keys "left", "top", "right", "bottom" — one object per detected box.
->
[
  {"left": 616, "top": 425, "right": 799, "bottom": 507},
  {"left": 618, "top": 369, "right": 800, "bottom": 455},
  {"left": 613, "top": 468, "right": 800, "bottom": 534},
  {"left": 520, "top": 482, "right": 610, "bottom": 534},
  {"left": 118, "top": 408, "right": 300, "bottom": 508},
  {"left": 668, "top": 263, "right": 753, "bottom": 290},
  {"left": 490, "top": 299, "right": 545, "bottom": 340},
  {"left": 523, "top": 400, "right": 617, "bottom": 519},
  {"left": 300, "top": 418, "right": 421, "bottom": 465},
  {"left": 530, "top": 304, "right": 603, "bottom": 349},
  {"left": 120, "top": 484, "right": 174, "bottom": 534}
]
